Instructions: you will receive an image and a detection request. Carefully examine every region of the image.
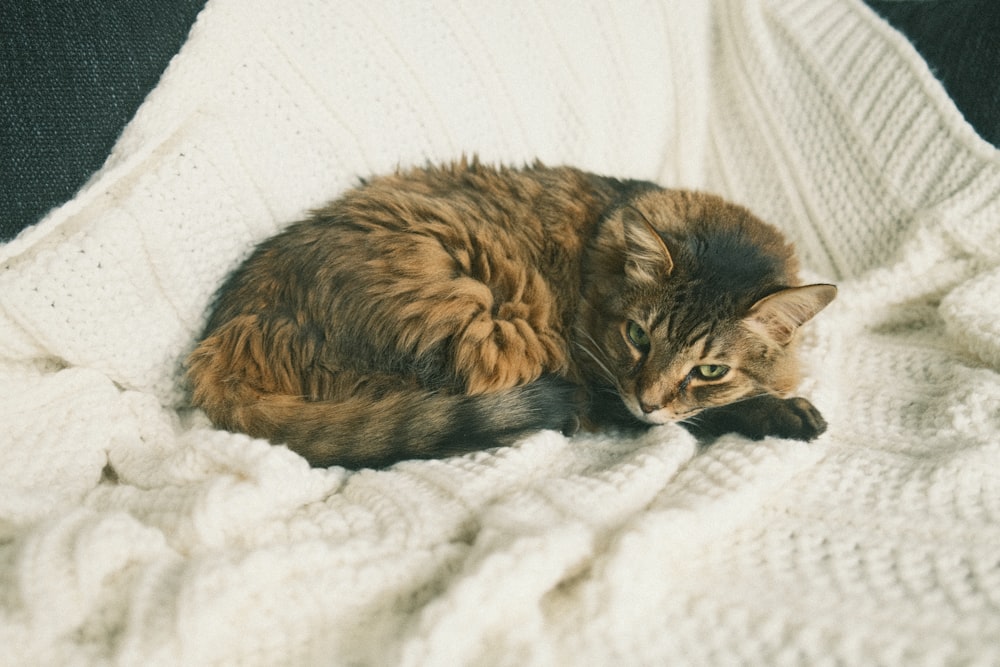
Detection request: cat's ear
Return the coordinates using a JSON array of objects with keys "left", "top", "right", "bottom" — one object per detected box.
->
[
  {"left": 743, "top": 284, "right": 837, "bottom": 345},
  {"left": 622, "top": 207, "right": 674, "bottom": 283}
]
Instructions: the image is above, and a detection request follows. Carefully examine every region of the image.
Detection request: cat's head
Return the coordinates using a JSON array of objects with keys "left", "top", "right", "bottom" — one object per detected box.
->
[{"left": 576, "top": 189, "right": 836, "bottom": 425}]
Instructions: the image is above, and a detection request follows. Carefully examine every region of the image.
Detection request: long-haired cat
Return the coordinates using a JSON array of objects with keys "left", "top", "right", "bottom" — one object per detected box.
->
[{"left": 188, "top": 159, "right": 836, "bottom": 468}]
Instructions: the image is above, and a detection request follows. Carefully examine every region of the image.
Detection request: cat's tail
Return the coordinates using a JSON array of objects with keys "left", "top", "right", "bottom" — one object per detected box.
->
[
  {"left": 242, "top": 376, "right": 579, "bottom": 468},
  {"left": 188, "top": 333, "right": 578, "bottom": 468}
]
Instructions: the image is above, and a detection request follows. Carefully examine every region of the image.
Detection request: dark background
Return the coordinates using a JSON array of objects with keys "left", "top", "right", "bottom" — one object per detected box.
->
[
  {"left": 0, "top": 0, "right": 208, "bottom": 242},
  {"left": 1, "top": 0, "right": 997, "bottom": 243}
]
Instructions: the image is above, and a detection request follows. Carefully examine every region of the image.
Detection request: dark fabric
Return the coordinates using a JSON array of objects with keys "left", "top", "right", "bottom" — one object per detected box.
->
[
  {"left": 866, "top": 0, "right": 1000, "bottom": 148},
  {"left": 0, "top": 0, "right": 207, "bottom": 242}
]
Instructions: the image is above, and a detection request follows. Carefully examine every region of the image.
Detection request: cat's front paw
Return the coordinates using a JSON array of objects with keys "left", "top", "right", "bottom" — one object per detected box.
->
[
  {"left": 682, "top": 394, "right": 828, "bottom": 442},
  {"left": 762, "top": 396, "right": 828, "bottom": 441}
]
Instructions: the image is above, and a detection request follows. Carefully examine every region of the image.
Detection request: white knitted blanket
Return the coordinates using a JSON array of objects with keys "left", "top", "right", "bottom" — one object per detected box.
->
[{"left": 3, "top": 0, "right": 999, "bottom": 664}]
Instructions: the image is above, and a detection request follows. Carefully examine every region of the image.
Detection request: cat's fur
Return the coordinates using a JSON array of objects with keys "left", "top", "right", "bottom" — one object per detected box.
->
[{"left": 188, "top": 159, "right": 836, "bottom": 468}]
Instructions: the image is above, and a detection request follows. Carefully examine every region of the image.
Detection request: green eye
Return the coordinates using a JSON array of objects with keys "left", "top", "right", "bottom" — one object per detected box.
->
[
  {"left": 625, "top": 320, "right": 650, "bottom": 352},
  {"left": 696, "top": 364, "right": 730, "bottom": 380}
]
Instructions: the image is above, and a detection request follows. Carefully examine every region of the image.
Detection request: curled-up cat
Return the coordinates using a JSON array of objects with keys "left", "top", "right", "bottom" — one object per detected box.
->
[{"left": 188, "top": 159, "right": 836, "bottom": 468}]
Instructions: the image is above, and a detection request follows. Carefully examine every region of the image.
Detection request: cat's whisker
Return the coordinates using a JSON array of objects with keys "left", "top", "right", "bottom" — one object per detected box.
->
[
  {"left": 577, "top": 348, "right": 617, "bottom": 390},
  {"left": 572, "top": 336, "right": 622, "bottom": 394},
  {"left": 575, "top": 330, "right": 617, "bottom": 370},
  {"left": 679, "top": 411, "right": 707, "bottom": 427}
]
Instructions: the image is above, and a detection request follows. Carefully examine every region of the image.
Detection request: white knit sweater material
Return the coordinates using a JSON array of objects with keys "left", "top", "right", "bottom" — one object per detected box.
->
[{"left": 2, "top": 0, "right": 999, "bottom": 664}]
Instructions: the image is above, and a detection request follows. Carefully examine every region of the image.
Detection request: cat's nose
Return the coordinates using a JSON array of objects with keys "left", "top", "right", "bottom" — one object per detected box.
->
[{"left": 640, "top": 401, "right": 661, "bottom": 414}]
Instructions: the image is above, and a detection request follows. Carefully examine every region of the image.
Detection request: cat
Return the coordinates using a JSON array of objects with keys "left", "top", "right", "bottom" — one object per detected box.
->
[{"left": 187, "top": 158, "right": 836, "bottom": 468}]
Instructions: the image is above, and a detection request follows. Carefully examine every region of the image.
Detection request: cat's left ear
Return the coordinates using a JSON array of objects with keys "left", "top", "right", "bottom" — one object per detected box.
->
[
  {"left": 744, "top": 284, "right": 837, "bottom": 345},
  {"left": 622, "top": 207, "right": 674, "bottom": 283}
]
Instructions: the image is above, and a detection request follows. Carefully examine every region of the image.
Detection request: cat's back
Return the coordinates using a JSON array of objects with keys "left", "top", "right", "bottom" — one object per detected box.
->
[
  {"left": 248, "top": 160, "right": 611, "bottom": 264},
  {"left": 206, "top": 160, "right": 617, "bottom": 332},
  {"left": 330, "top": 160, "right": 614, "bottom": 242}
]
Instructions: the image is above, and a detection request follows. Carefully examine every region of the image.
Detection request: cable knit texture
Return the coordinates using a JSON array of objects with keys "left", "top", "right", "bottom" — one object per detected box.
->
[{"left": 1, "top": 0, "right": 998, "bottom": 664}]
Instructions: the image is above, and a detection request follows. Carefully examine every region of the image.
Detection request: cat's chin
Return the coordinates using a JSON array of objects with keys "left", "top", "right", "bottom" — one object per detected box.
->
[
  {"left": 637, "top": 412, "right": 674, "bottom": 426},
  {"left": 622, "top": 399, "right": 674, "bottom": 426}
]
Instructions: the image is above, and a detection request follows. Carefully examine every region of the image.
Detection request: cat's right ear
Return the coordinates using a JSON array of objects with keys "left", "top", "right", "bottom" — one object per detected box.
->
[
  {"left": 622, "top": 207, "right": 674, "bottom": 283},
  {"left": 743, "top": 284, "right": 837, "bottom": 346}
]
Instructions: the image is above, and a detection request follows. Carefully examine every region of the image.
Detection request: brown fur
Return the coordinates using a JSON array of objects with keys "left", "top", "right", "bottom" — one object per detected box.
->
[{"left": 188, "top": 159, "right": 836, "bottom": 468}]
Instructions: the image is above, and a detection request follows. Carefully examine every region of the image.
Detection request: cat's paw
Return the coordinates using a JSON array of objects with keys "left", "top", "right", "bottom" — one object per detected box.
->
[
  {"left": 682, "top": 394, "right": 828, "bottom": 442},
  {"left": 763, "top": 396, "right": 828, "bottom": 441},
  {"left": 560, "top": 414, "right": 582, "bottom": 438}
]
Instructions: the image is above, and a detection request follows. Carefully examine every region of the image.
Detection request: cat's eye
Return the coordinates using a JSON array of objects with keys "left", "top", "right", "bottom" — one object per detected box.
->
[
  {"left": 625, "top": 320, "right": 650, "bottom": 352},
  {"left": 695, "top": 364, "right": 730, "bottom": 380}
]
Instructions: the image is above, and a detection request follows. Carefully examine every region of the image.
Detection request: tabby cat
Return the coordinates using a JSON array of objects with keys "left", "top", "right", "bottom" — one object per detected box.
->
[{"left": 188, "top": 159, "right": 836, "bottom": 468}]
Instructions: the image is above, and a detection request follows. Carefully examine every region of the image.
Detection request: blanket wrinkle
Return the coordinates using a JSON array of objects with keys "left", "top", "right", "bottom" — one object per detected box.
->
[
  {"left": 940, "top": 266, "right": 1000, "bottom": 369},
  {"left": 2, "top": 0, "right": 1000, "bottom": 664},
  {"left": 0, "top": 368, "right": 122, "bottom": 527}
]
